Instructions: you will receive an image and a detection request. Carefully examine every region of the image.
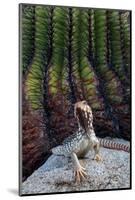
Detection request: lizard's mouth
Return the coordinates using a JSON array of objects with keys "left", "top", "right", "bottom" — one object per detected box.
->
[{"left": 74, "top": 100, "right": 93, "bottom": 133}]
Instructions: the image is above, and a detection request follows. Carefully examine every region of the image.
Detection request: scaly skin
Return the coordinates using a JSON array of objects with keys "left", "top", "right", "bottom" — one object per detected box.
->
[{"left": 52, "top": 100, "right": 130, "bottom": 183}]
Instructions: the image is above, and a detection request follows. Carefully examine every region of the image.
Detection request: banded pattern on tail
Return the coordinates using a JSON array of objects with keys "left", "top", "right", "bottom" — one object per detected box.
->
[{"left": 99, "top": 138, "right": 130, "bottom": 152}]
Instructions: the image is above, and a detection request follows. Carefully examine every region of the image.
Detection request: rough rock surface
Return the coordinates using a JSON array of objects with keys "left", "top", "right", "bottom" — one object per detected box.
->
[{"left": 21, "top": 138, "right": 130, "bottom": 195}]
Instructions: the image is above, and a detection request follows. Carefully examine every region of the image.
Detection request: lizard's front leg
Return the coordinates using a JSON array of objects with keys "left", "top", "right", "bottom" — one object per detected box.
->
[
  {"left": 93, "top": 141, "right": 102, "bottom": 161},
  {"left": 71, "top": 152, "right": 87, "bottom": 183}
]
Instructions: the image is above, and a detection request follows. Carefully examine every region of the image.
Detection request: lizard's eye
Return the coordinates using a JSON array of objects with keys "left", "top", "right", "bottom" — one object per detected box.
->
[{"left": 82, "top": 100, "right": 87, "bottom": 105}]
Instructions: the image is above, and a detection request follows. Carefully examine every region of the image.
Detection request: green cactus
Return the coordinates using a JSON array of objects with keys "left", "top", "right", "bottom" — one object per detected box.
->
[
  {"left": 21, "top": 5, "right": 131, "bottom": 140},
  {"left": 21, "top": 5, "right": 35, "bottom": 74}
]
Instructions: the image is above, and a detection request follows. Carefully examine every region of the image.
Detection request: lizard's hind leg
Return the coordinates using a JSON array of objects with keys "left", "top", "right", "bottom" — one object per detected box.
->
[
  {"left": 71, "top": 152, "right": 87, "bottom": 183},
  {"left": 93, "top": 142, "right": 102, "bottom": 161}
]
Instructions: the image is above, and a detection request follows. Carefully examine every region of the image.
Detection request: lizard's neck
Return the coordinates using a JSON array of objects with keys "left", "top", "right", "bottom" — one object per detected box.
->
[
  {"left": 86, "top": 125, "right": 96, "bottom": 138},
  {"left": 78, "top": 123, "right": 95, "bottom": 137}
]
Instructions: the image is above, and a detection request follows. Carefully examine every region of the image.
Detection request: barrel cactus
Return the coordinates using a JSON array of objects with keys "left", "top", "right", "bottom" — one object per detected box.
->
[{"left": 20, "top": 4, "right": 131, "bottom": 180}]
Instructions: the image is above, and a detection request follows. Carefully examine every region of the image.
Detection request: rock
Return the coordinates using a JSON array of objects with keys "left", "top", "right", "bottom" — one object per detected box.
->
[{"left": 21, "top": 138, "right": 130, "bottom": 195}]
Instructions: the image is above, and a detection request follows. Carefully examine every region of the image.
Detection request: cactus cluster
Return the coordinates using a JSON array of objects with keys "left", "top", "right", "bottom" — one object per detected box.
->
[{"left": 21, "top": 5, "right": 131, "bottom": 148}]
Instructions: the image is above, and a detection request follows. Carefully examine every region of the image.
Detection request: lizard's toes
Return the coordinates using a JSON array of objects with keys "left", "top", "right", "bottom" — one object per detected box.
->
[
  {"left": 94, "top": 154, "right": 102, "bottom": 162},
  {"left": 74, "top": 166, "right": 87, "bottom": 183}
]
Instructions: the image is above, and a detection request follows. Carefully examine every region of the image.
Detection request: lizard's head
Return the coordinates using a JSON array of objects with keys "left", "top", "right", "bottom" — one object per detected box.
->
[{"left": 74, "top": 100, "right": 93, "bottom": 132}]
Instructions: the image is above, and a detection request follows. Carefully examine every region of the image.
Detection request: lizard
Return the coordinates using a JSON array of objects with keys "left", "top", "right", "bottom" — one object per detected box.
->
[{"left": 52, "top": 100, "right": 130, "bottom": 182}]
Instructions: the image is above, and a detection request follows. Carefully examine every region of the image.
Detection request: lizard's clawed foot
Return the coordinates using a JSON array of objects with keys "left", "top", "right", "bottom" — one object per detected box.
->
[
  {"left": 94, "top": 154, "right": 102, "bottom": 162},
  {"left": 74, "top": 165, "right": 87, "bottom": 183}
]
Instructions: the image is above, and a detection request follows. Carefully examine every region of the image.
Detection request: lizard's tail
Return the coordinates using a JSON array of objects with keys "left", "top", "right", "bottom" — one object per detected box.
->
[{"left": 99, "top": 138, "right": 130, "bottom": 153}]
